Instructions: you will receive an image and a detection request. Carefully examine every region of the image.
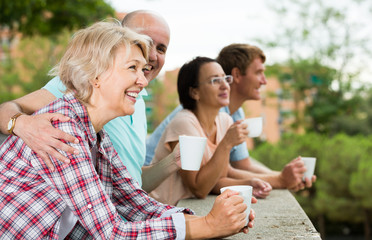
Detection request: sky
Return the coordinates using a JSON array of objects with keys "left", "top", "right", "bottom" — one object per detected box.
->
[
  {"left": 107, "top": 0, "right": 372, "bottom": 82},
  {"left": 107, "top": 0, "right": 276, "bottom": 75}
]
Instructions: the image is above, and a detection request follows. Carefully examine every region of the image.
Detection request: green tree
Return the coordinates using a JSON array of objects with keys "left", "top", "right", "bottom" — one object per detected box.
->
[
  {"left": 252, "top": 133, "right": 372, "bottom": 237},
  {"left": 0, "top": 31, "right": 70, "bottom": 103},
  {"left": 0, "top": 0, "right": 115, "bottom": 103},
  {"left": 261, "top": 0, "right": 372, "bottom": 135},
  {"left": 314, "top": 134, "right": 364, "bottom": 237},
  {"left": 143, "top": 78, "right": 164, "bottom": 133},
  {"left": 350, "top": 136, "right": 372, "bottom": 239},
  {"left": 144, "top": 70, "right": 180, "bottom": 132},
  {"left": 329, "top": 87, "right": 372, "bottom": 136},
  {"left": 251, "top": 133, "right": 323, "bottom": 224},
  {"left": 0, "top": 0, "right": 115, "bottom": 37}
]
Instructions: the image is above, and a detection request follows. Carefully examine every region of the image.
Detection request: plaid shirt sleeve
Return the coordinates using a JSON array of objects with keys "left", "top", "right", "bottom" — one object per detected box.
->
[{"left": 29, "top": 98, "right": 194, "bottom": 239}]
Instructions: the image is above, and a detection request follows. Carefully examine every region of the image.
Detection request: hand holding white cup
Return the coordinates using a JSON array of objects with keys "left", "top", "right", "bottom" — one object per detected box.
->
[
  {"left": 301, "top": 157, "right": 316, "bottom": 181},
  {"left": 243, "top": 117, "right": 263, "bottom": 138},
  {"left": 179, "top": 135, "right": 207, "bottom": 171},
  {"left": 220, "top": 185, "right": 253, "bottom": 226}
]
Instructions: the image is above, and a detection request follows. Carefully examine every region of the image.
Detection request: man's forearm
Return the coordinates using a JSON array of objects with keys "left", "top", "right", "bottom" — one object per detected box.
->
[
  {"left": 228, "top": 165, "right": 285, "bottom": 189},
  {"left": 247, "top": 161, "right": 274, "bottom": 174},
  {"left": 231, "top": 157, "right": 273, "bottom": 174},
  {"left": 141, "top": 152, "right": 179, "bottom": 192},
  {"left": 249, "top": 157, "right": 274, "bottom": 173},
  {"left": 0, "top": 101, "right": 24, "bottom": 135},
  {"left": 0, "top": 89, "right": 57, "bottom": 135},
  {"left": 185, "top": 215, "right": 214, "bottom": 239}
]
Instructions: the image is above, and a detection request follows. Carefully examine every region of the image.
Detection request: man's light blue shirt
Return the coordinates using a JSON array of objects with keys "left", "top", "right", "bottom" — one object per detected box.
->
[
  {"left": 43, "top": 76, "right": 147, "bottom": 186},
  {"left": 145, "top": 105, "right": 249, "bottom": 166},
  {"left": 220, "top": 106, "right": 250, "bottom": 162}
]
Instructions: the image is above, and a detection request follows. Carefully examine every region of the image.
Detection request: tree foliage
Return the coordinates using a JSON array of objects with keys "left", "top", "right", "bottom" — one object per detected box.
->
[
  {"left": 144, "top": 71, "right": 180, "bottom": 133},
  {"left": 314, "top": 134, "right": 363, "bottom": 222},
  {"left": 252, "top": 133, "right": 372, "bottom": 237},
  {"left": 350, "top": 137, "right": 372, "bottom": 208},
  {"left": 329, "top": 88, "right": 372, "bottom": 136},
  {"left": 0, "top": 0, "right": 115, "bottom": 37},
  {"left": 261, "top": 0, "right": 372, "bottom": 135},
  {"left": 0, "top": 31, "right": 70, "bottom": 103},
  {"left": 0, "top": 0, "right": 115, "bottom": 103}
]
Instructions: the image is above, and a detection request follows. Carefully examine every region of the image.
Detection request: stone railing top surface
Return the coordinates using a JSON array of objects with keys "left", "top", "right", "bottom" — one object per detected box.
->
[{"left": 177, "top": 189, "right": 321, "bottom": 240}]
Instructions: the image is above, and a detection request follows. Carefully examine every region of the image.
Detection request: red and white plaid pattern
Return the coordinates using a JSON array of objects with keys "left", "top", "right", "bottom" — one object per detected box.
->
[{"left": 0, "top": 93, "right": 193, "bottom": 239}]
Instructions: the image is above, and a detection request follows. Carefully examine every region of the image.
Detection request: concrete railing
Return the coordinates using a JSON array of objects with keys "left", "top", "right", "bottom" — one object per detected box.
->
[{"left": 177, "top": 189, "right": 321, "bottom": 239}]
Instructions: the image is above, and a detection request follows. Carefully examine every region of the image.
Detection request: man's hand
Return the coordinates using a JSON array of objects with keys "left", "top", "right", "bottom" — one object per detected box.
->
[
  {"left": 249, "top": 177, "right": 272, "bottom": 199},
  {"left": 289, "top": 175, "right": 317, "bottom": 192},
  {"left": 279, "top": 156, "right": 306, "bottom": 189},
  {"left": 13, "top": 113, "right": 79, "bottom": 171}
]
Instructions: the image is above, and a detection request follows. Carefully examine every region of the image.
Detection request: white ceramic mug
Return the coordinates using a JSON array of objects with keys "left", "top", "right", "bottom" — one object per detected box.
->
[
  {"left": 220, "top": 185, "right": 252, "bottom": 225},
  {"left": 243, "top": 117, "right": 263, "bottom": 138},
  {"left": 179, "top": 135, "right": 207, "bottom": 171},
  {"left": 301, "top": 157, "right": 316, "bottom": 181}
]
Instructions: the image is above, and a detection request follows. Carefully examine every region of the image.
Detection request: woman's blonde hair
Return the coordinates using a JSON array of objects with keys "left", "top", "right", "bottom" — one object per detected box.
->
[{"left": 49, "top": 19, "right": 151, "bottom": 104}]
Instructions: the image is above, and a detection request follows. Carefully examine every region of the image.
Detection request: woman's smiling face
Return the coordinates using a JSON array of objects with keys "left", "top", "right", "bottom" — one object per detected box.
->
[{"left": 97, "top": 44, "right": 148, "bottom": 117}]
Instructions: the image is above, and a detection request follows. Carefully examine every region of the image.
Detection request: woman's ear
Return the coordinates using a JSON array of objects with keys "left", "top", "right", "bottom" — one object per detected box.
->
[
  {"left": 189, "top": 87, "right": 200, "bottom": 101},
  {"left": 93, "top": 77, "right": 100, "bottom": 88}
]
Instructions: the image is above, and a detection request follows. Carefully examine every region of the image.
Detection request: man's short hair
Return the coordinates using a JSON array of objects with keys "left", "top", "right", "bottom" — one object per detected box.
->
[{"left": 217, "top": 43, "right": 266, "bottom": 75}]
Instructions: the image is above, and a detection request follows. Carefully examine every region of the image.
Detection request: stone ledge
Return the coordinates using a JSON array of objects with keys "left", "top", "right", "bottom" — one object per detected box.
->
[{"left": 177, "top": 189, "right": 321, "bottom": 239}]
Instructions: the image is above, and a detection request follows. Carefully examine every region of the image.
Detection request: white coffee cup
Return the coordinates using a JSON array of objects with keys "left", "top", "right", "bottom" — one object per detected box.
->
[
  {"left": 179, "top": 135, "right": 207, "bottom": 171},
  {"left": 301, "top": 157, "right": 316, "bottom": 181},
  {"left": 243, "top": 117, "right": 263, "bottom": 138},
  {"left": 220, "top": 185, "right": 252, "bottom": 225}
]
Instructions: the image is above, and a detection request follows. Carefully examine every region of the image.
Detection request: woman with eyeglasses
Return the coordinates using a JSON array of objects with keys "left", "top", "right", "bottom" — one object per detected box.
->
[{"left": 149, "top": 57, "right": 271, "bottom": 206}]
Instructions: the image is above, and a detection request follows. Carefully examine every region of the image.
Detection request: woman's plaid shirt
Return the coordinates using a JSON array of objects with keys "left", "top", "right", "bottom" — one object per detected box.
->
[{"left": 0, "top": 93, "right": 193, "bottom": 239}]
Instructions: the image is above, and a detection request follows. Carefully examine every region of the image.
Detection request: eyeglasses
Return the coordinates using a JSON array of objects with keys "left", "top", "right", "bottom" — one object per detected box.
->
[{"left": 201, "top": 75, "right": 233, "bottom": 86}]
